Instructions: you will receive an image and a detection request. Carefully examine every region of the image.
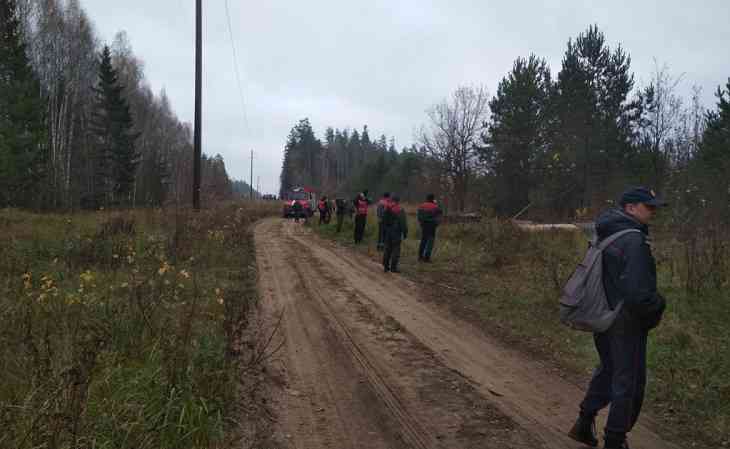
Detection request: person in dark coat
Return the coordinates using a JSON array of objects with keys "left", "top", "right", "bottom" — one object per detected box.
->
[
  {"left": 376, "top": 192, "right": 392, "bottom": 251},
  {"left": 568, "top": 187, "right": 667, "bottom": 449},
  {"left": 353, "top": 191, "right": 370, "bottom": 244},
  {"left": 382, "top": 195, "right": 408, "bottom": 273},
  {"left": 417, "top": 194, "right": 442, "bottom": 262}
]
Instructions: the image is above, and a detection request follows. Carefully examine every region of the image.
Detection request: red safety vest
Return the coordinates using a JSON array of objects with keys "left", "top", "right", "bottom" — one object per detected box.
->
[
  {"left": 318, "top": 200, "right": 326, "bottom": 211},
  {"left": 356, "top": 199, "right": 369, "bottom": 215}
]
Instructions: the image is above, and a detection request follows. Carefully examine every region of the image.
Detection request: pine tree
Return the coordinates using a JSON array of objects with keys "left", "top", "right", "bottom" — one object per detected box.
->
[
  {"left": 554, "top": 25, "right": 636, "bottom": 210},
  {"left": 483, "top": 55, "right": 553, "bottom": 215},
  {"left": 0, "top": 0, "right": 47, "bottom": 208},
  {"left": 88, "top": 45, "right": 139, "bottom": 208}
]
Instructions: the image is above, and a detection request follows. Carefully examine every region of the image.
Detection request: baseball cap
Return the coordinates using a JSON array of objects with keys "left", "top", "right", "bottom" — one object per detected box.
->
[{"left": 619, "top": 187, "right": 668, "bottom": 207}]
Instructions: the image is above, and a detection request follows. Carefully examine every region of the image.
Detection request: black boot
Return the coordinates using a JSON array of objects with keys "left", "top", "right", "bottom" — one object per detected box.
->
[
  {"left": 605, "top": 433, "right": 630, "bottom": 449},
  {"left": 567, "top": 415, "right": 598, "bottom": 447}
]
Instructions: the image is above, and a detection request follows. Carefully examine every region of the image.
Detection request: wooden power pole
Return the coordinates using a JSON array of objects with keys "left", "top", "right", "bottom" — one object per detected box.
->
[{"left": 193, "top": 0, "right": 202, "bottom": 209}]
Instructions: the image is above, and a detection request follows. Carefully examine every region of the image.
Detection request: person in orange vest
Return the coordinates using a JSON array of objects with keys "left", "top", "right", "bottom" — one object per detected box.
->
[
  {"left": 376, "top": 192, "right": 392, "bottom": 251},
  {"left": 417, "top": 193, "right": 443, "bottom": 262},
  {"left": 318, "top": 195, "right": 331, "bottom": 225},
  {"left": 353, "top": 190, "right": 370, "bottom": 244},
  {"left": 382, "top": 195, "right": 408, "bottom": 273}
]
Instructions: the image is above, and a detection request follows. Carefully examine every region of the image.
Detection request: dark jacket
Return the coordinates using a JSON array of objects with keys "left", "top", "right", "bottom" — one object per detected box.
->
[
  {"left": 383, "top": 203, "right": 408, "bottom": 241},
  {"left": 596, "top": 208, "right": 666, "bottom": 333}
]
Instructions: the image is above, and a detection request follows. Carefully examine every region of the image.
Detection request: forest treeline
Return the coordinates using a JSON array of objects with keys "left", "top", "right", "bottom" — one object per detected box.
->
[
  {"left": 1, "top": 0, "right": 237, "bottom": 210},
  {"left": 280, "top": 25, "right": 730, "bottom": 221}
]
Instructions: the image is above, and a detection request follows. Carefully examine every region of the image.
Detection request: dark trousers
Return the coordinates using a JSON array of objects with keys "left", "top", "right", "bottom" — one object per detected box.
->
[
  {"left": 377, "top": 221, "right": 385, "bottom": 250},
  {"left": 418, "top": 223, "right": 437, "bottom": 260},
  {"left": 383, "top": 236, "right": 401, "bottom": 270},
  {"left": 336, "top": 213, "right": 344, "bottom": 232},
  {"left": 354, "top": 215, "right": 366, "bottom": 243},
  {"left": 579, "top": 329, "right": 648, "bottom": 439}
]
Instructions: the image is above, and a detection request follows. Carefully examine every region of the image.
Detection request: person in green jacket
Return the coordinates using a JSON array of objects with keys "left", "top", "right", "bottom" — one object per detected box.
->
[{"left": 382, "top": 195, "right": 408, "bottom": 273}]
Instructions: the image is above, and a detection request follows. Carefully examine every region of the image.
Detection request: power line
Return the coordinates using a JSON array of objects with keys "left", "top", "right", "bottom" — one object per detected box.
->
[{"left": 223, "top": 0, "right": 250, "bottom": 135}]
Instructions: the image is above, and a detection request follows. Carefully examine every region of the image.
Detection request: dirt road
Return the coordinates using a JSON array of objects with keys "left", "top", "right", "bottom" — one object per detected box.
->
[{"left": 255, "top": 218, "right": 677, "bottom": 449}]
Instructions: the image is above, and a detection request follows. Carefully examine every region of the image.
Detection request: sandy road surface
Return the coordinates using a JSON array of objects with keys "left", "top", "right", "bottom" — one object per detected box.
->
[{"left": 254, "top": 218, "right": 677, "bottom": 449}]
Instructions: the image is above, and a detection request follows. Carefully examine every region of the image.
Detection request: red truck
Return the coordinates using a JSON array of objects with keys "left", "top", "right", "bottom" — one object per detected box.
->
[{"left": 282, "top": 187, "right": 314, "bottom": 218}]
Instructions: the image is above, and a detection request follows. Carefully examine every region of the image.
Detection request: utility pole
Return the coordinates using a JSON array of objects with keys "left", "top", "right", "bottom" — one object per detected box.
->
[
  {"left": 249, "top": 149, "right": 254, "bottom": 201},
  {"left": 257, "top": 176, "right": 260, "bottom": 199},
  {"left": 193, "top": 0, "right": 202, "bottom": 210}
]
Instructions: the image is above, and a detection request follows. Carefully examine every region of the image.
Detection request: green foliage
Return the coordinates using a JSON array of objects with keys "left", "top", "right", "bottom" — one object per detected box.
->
[
  {"left": 0, "top": 0, "right": 47, "bottom": 208},
  {"left": 482, "top": 55, "right": 553, "bottom": 215}
]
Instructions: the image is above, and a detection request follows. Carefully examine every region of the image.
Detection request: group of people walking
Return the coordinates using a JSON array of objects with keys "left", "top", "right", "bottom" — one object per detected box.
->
[{"left": 315, "top": 190, "right": 443, "bottom": 273}]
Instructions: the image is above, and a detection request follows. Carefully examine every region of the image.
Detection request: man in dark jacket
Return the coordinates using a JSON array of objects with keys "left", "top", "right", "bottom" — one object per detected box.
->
[
  {"left": 376, "top": 192, "right": 392, "bottom": 251},
  {"left": 417, "top": 194, "right": 442, "bottom": 262},
  {"left": 568, "top": 187, "right": 667, "bottom": 449},
  {"left": 382, "top": 195, "right": 408, "bottom": 273}
]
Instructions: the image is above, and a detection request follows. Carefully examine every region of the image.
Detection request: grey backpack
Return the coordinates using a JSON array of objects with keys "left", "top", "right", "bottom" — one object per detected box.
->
[{"left": 559, "top": 229, "right": 641, "bottom": 333}]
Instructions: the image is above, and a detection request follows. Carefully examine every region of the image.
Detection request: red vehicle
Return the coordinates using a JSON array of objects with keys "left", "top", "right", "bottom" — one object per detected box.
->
[{"left": 282, "top": 187, "right": 314, "bottom": 218}]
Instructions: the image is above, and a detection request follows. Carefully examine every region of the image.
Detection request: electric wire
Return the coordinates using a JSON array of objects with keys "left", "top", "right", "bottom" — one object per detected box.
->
[{"left": 223, "top": 0, "right": 251, "bottom": 136}]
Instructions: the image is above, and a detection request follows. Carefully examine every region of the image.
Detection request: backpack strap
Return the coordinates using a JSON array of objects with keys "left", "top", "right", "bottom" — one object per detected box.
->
[{"left": 597, "top": 229, "right": 642, "bottom": 250}]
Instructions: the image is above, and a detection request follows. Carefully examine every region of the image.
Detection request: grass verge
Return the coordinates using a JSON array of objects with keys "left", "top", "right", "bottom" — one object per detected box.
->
[{"left": 0, "top": 201, "right": 280, "bottom": 449}]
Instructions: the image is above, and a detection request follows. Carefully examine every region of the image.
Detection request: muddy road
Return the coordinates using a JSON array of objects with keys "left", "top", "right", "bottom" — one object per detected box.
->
[{"left": 254, "top": 218, "right": 677, "bottom": 449}]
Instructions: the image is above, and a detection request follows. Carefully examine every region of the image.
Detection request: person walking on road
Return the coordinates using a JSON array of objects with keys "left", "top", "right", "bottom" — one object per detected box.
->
[
  {"left": 382, "top": 195, "right": 408, "bottom": 273},
  {"left": 353, "top": 191, "right": 370, "bottom": 244},
  {"left": 417, "top": 194, "right": 442, "bottom": 262},
  {"left": 568, "top": 187, "right": 667, "bottom": 449},
  {"left": 318, "top": 195, "right": 331, "bottom": 225},
  {"left": 291, "top": 200, "right": 303, "bottom": 223},
  {"left": 376, "top": 192, "right": 392, "bottom": 251}
]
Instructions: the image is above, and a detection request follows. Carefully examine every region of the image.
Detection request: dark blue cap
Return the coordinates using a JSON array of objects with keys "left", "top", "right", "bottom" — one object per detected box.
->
[{"left": 619, "top": 186, "right": 668, "bottom": 207}]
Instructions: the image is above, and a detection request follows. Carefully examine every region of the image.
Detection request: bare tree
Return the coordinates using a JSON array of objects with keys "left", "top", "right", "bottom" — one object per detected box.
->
[
  {"left": 419, "top": 85, "right": 489, "bottom": 211},
  {"left": 637, "top": 61, "right": 684, "bottom": 190}
]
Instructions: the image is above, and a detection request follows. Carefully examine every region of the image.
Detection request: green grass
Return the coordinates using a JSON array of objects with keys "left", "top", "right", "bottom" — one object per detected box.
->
[
  {"left": 0, "top": 202, "right": 279, "bottom": 449},
  {"left": 312, "top": 211, "right": 730, "bottom": 447}
]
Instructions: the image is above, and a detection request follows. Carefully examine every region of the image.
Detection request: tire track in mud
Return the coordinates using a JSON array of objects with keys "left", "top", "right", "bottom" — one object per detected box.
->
[
  {"left": 288, "top": 265, "right": 434, "bottom": 449},
  {"left": 256, "top": 219, "right": 538, "bottom": 449}
]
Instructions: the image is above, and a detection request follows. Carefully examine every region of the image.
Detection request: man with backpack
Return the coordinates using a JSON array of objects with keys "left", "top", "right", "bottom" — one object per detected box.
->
[
  {"left": 376, "top": 192, "right": 392, "bottom": 251},
  {"left": 417, "top": 194, "right": 442, "bottom": 262},
  {"left": 382, "top": 195, "right": 408, "bottom": 273},
  {"left": 567, "top": 187, "right": 667, "bottom": 449}
]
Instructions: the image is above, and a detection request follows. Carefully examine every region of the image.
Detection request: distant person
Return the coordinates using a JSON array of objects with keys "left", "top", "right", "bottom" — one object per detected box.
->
[
  {"left": 291, "top": 200, "right": 303, "bottom": 223},
  {"left": 318, "top": 195, "right": 331, "bottom": 225},
  {"left": 353, "top": 192, "right": 370, "bottom": 244},
  {"left": 335, "top": 198, "right": 347, "bottom": 232},
  {"left": 417, "top": 194, "right": 443, "bottom": 262},
  {"left": 382, "top": 195, "right": 408, "bottom": 273},
  {"left": 568, "top": 187, "right": 667, "bottom": 449},
  {"left": 376, "top": 192, "right": 392, "bottom": 251}
]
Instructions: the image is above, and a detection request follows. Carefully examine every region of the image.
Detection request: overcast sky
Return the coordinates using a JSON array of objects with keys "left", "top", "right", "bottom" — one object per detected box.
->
[{"left": 81, "top": 0, "right": 729, "bottom": 195}]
